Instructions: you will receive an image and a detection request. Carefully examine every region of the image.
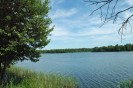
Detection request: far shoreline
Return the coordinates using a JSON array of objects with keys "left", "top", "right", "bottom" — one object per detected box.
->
[{"left": 41, "top": 43, "right": 133, "bottom": 54}]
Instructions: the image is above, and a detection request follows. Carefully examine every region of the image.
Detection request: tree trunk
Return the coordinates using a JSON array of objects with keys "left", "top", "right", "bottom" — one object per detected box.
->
[
  {"left": 0, "top": 62, "right": 7, "bottom": 85},
  {"left": 0, "top": 63, "right": 2, "bottom": 85}
]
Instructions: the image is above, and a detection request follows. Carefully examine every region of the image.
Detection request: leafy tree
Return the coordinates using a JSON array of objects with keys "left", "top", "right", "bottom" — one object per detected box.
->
[
  {"left": 85, "top": 0, "right": 133, "bottom": 38},
  {"left": 114, "top": 44, "right": 120, "bottom": 51},
  {"left": 0, "top": 0, "right": 53, "bottom": 84}
]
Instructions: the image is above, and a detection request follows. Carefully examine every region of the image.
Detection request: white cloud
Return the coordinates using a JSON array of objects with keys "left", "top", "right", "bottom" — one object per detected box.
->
[
  {"left": 123, "top": 10, "right": 132, "bottom": 18},
  {"left": 50, "top": 9, "right": 121, "bottom": 40},
  {"left": 51, "top": 26, "right": 70, "bottom": 37},
  {"left": 50, "top": 8, "right": 78, "bottom": 19},
  {"left": 126, "top": 0, "right": 133, "bottom": 5},
  {"left": 50, "top": 0, "right": 65, "bottom": 6},
  {"left": 51, "top": 23, "right": 117, "bottom": 37},
  {"left": 51, "top": 12, "right": 118, "bottom": 37},
  {"left": 78, "top": 28, "right": 117, "bottom": 36}
]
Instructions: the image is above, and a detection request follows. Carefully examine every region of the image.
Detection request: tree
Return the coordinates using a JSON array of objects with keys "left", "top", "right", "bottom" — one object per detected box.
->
[
  {"left": 84, "top": 0, "right": 133, "bottom": 38},
  {"left": 0, "top": 0, "right": 53, "bottom": 84}
]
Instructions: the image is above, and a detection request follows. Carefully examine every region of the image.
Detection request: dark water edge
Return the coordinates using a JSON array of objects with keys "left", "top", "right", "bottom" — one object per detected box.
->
[{"left": 16, "top": 52, "right": 133, "bottom": 88}]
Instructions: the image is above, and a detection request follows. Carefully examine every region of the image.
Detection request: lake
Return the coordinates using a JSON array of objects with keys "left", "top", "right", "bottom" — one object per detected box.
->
[{"left": 16, "top": 52, "right": 133, "bottom": 88}]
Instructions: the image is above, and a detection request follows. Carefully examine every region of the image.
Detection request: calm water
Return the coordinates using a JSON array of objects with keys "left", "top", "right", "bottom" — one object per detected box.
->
[{"left": 16, "top": 52, "right": 133, "bottom": 88}]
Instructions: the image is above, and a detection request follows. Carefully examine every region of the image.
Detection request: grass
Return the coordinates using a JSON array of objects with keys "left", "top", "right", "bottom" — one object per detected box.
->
[
  {"left": 117, "top": 80, "right": 133, "bottom": 88},
  {"left": 5, "top": 67, "right": 133, "bottom": 88},
  {"left": 2, "top": 67, "right": 78, "bottom": 88}
]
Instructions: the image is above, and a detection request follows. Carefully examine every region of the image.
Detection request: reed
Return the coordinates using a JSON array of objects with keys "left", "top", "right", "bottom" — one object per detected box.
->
[
  {"left": 3, "top": 67, "right": 78, "bottom": 88},
  {"left": 117, "top": 80, "right": 133, "bottom": 88}
]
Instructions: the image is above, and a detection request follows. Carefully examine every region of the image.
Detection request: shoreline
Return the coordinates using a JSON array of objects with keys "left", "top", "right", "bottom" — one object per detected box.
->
[{"left": 3, "top": 67, "right": 77, "bottom": 88}]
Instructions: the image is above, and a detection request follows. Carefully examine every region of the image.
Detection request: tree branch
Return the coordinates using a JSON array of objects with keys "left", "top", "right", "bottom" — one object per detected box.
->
[{"left": 85, "top": 0, "right": 133, "bottom": 40}]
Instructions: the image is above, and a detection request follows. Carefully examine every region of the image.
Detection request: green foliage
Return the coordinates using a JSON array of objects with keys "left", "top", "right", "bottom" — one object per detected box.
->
[
  {"left": 0, "top": 0, "right": 53, "bottom": 62},
  {"left": 42, "top": 48, "right": 92, "bottom": 53},
  {"left": 0, "top": 0, "right": 53, "bottom": 84},
  {"left": 92, "top": 44, "right": 133, "bottom": 52},
  {"left": 3, "top": 67, "right": 77, "bottom": 88},
  {"left": 42, "top": 44, "right": 133, "bottom": 53},
  {"left": 117, "top": 80, "right": 133, "bottom": 88}
]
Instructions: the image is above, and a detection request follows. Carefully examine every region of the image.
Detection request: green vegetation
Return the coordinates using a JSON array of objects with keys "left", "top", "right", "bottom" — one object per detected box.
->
[
  {"left": 42, "top": 44, "right": 133, "bottom": 53},
  {"left": 92, "top": 44, "right": 133, "bottom": 52},
  {"left": 2, "top": 67, "right": 77, "bottom": 88},
  {"left": 117, "top": 80, "right": 133, "bottom": 88},
  {"left": 42, "top": 48, "right": 92, "bottom": 53},
  {"left": 0, "top": 0, "right": 53, "bottom": 84}
]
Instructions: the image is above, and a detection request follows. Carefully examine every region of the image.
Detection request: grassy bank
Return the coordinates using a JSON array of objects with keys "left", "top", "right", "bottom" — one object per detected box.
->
[
  {"left": 3, "top": 67, "right": 77, "bottom": 88},
  {"left": 117, "top": 80, "right": 133, "bottom": 88}
]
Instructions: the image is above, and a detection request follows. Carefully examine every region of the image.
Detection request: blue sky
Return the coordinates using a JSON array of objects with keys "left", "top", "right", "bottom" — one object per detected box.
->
[{"left": 44, "top": 0, "right": 133, "bottom": 49}]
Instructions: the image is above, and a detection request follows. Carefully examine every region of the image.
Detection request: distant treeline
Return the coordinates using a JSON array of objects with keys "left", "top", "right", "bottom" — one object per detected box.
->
[
  {"left": 92, "top": 44, "right": 133, "bottom": 52},
  {"left": 42, "top": 44, "right": 133, "bottom": 53},
  {"left": 42, "top": 48, "right": 92, "bottom": 53}
]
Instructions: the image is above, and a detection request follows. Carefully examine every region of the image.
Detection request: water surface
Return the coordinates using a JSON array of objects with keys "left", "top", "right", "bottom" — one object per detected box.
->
[{"left": 16, "top": 52, "right": 133, "bottom": 88}]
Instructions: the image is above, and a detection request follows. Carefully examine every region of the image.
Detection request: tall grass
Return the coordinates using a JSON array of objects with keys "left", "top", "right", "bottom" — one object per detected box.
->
[
  {"left": 3, "top": 67, "right": 78, "bottom": 88},
  {"left": 117, "top": 80, "right": 133, "bottom": 88}
]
